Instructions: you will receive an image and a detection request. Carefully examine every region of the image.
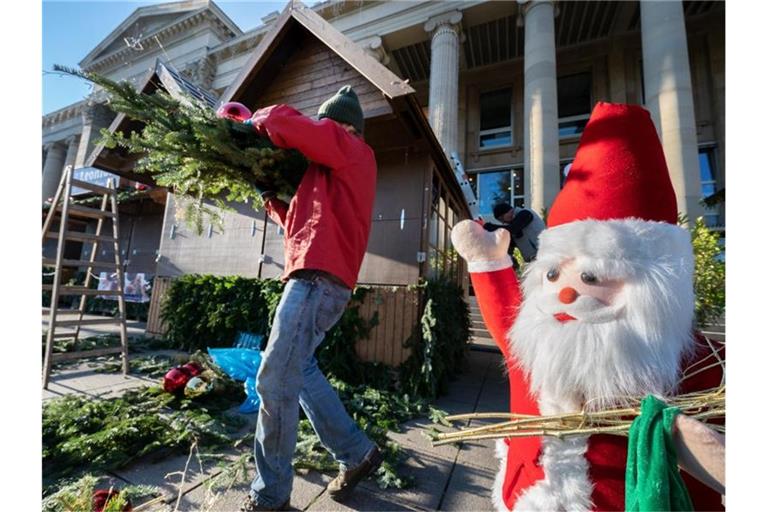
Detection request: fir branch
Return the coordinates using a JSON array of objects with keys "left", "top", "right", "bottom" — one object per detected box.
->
[{"left": 53, "top": 64, "right": 307, "bottom": 234}]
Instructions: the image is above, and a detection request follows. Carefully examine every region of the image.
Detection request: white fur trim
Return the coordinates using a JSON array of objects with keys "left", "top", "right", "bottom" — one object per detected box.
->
[
  {"left": 512, "top": 436, "right": 593, "bottom": 512},
  {"left": 492, "top": 440, "right": 511, "bottom": 512},
  {"left": 468, "top": 256, "right": 514, "bottom": 273},
  {"left": 536, "top": 218, "right": 693, "bottom": 281}
]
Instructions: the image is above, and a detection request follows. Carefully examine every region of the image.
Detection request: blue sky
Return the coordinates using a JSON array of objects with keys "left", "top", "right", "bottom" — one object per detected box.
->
[{"left": 42, "top": 1, "right": 312, "bottom": 114}]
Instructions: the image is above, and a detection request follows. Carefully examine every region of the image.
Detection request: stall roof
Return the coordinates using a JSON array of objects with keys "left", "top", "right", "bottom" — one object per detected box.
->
[
  {"left": 86, "top": 59, "right": 219, "bottom": 184},
  {"left": 89, "top": 1, "right": 469, "bottom": 216},
  {"left": 221, "top": 0, "right": 469, "bottom": 216}
]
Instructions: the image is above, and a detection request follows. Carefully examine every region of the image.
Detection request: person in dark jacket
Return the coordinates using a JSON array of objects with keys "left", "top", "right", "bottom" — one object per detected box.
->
[
  {"left": 484, "top": 203, "right": 546, "bottom": 266},
  {"left": 241, "top": 86, "right": 382, "bottom": 512}
]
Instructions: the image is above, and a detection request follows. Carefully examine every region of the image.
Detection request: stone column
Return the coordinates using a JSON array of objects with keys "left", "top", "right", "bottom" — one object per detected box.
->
[
  {"left": 359, "top": 36, "right": 390, "bottom": 66},
  {"left": 75, "top": 102, "right": 114, "bottom": 169},
  {"left": 519, "top": 0, "right": 559, "bottom": 214},
  {"left": 424, "top": 11, "right": 463, "bottom": 156},
  {"left": 641, "top": 0, "right": 702, "bottom": 223},
  {"left": 64, "top": 135, "right": 79, "bottom": 168},
  {"left": 41, "top": 142, "right": 66, "bottom": 203}
]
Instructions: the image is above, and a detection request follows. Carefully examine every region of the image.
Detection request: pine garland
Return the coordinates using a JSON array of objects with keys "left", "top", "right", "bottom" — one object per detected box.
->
[{"left": 53, "top": 65, "right": 307, "bottom": 234}]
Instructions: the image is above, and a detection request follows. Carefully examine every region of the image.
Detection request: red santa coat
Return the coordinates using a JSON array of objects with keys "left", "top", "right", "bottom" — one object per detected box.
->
[{"left": 470, "top": 265, "right": 724, "bottom": 511}]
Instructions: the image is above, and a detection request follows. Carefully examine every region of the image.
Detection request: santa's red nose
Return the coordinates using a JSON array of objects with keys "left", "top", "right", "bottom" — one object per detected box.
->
[{"left": 558, "top": 287, "right": 579, "bottom": 304}]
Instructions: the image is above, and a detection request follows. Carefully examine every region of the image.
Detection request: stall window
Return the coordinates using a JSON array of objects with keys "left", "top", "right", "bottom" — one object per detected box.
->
[
  {"left": 558, "top": 72, "right": 592, "bottom": 138},
  {"left": 427, "top": 171, "right": 464, "bottom": 282},
  {"left": 479, "top": 87, "right": 513, "bottom": 149}
]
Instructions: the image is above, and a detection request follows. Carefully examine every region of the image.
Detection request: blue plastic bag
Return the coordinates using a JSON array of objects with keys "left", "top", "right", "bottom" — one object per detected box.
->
[{"left": 208, "top": 347, "right": 263, "bottom": 414}]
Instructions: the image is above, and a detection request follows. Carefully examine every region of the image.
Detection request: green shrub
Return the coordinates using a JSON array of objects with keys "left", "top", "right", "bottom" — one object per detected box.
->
[
  {"left": 160, "top": 274, "right": 277, "bottom": 350},
  {"left": 160, "top": 274, "right": 471, "bottom": 399},
  {"left": 690, "top": 217, "right": 725, "bottom": 326},
  {"left": 400, "top": 278, "right": 471, "bottom": 400}
]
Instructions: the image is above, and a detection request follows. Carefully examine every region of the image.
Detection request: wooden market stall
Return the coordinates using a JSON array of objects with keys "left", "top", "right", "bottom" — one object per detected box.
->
[{"left": 90, "top": 1, "right": 471, "bottom": 366}]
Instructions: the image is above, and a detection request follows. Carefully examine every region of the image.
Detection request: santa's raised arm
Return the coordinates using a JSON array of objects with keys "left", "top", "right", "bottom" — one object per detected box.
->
[{"left": 451, "top": 102, "right": 724, "bottom": 512}]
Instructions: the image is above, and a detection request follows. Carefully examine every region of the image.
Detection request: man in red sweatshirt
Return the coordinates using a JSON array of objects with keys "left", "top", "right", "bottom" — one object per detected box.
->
[{"left": 241, "top": 86, "right": 381, "bottom": 512}]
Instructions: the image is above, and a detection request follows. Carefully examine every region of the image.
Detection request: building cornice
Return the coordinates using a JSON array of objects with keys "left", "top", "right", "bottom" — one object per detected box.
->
[
  {"left": 42, "top": 100, "right": 87, "bottom": 128},
  {"left": 208, "top": 28, "right": 267, "bottom": 62},
  {"left": 83, "top": 9, "right": 237, "bottom": 74}
]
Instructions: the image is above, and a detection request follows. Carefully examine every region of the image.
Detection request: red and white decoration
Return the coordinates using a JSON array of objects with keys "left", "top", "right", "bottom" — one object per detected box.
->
[{"left": 452, "top": 102, "right": 723, "bottom": 511}]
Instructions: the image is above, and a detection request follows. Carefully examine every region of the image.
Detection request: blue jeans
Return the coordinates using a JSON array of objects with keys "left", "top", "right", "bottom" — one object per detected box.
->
[{"left": 249, "top": 274, "right": 374, "bottom": 507}]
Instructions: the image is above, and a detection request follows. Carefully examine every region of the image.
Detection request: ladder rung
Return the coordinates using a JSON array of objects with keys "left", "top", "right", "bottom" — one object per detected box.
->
[
  {"left": 42, "top": 285, "right": 122, "bottom": 296},
  {"left": 59, "top": 204, "right": 116, "bottom": 219},
  {"left": 54, "top": 318, "right": 121, "bottom": 328},
  {"left": 70, "top": 179, "right": 115, "bottom": 195},
  {"left": 42, "top": 308, "right": 81, "bottom": 315},
  {"left": 46, "top": 231, "right": 116, "bottom": 244},
  {"left": 42, "top": 258, "right": 120, "bottom": 270},
  {"left": 51, "top": 331, "right": 77, "bottom": 339},
  {"left": 51, "top": 347, "right": 124, "bottom": 362}
]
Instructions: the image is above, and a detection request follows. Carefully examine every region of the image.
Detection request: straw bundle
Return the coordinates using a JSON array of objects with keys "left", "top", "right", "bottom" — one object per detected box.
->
[{"left": 432, "top": 337, "right": 725, "bottom": 446}]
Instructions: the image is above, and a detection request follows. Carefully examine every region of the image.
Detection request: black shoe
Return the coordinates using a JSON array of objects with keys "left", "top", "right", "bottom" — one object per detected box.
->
[
  {"left": 240, "top": 494, "right": 290, "bottom": 511},
  {"left": 327, "top": 446, "right": 384, "bottom": 502}
]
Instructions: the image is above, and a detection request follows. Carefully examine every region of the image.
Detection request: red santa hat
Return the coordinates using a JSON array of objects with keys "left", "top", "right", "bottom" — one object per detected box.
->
[{"left": 537, "top": 102, "right": 693, "bottom": 277}]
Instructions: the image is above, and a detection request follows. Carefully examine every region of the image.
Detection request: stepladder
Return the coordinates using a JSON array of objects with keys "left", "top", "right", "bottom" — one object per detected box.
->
[
  {"left": 448, "top": 152, "right": 482, "bottom": 221},
  {"left": 42, "top": 166, "right": 130, "bottom": 388}
]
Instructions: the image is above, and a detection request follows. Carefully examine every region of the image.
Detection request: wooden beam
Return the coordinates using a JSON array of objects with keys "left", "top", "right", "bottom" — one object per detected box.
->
[{"left": 289, "top": 2, "right": 414, "bottom": 99}]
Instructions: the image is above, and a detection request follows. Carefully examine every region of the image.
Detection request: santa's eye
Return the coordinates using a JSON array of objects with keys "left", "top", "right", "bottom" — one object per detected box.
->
[
  {"left": 581, "top": 272, "right": 598, "bottom": 284},
  {"left": 546, "top": 268, "right": 559, "bottom": 282}
]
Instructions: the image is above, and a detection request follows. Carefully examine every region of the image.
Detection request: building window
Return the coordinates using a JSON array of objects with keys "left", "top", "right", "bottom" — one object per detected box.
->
[
  {"left": 427, "top": 171, "right": 463, "bottom": 281},
  {"left": 558, "top": 72, "right": 592, "bottom": 138},
  {"left": 467, "top": 167, "right": 525, "bottom": 218},
  {"left": 479, "top": 87, "right": 513, "bottom": 149},
  {"left": 699, "top": 146, "right": 721, "bottom": 228},
  {"left": 560, "top": 160, "right": 574, "bottom": 189}
]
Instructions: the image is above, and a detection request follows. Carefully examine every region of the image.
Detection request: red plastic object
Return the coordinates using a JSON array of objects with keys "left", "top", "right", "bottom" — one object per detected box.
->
[
  {"left": 216, "top": 101, "right": 252, "bottom": 122},
  {"left": 182, "top": 361, "right": 203, "bottom": 377},
  {"left": 163, "top": 366, "right": 192, "bottom": 394},
  {"left": 93, "top": 489, "right": 132, "bottom": 512}
]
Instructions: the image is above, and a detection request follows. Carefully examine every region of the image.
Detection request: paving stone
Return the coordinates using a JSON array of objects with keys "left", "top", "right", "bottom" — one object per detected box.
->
[
  {"left": 387, "top": 417, "right": 461, "bottom": 459},
  {"left": 475, "top": 381, "right": 511, "bottom": 413},
  {"left": 43, "top": 368, "right": 151, "bottom": 400},
  {"left": 112, "top": 450, "right": 240, "bottom": 502},
  {"left": 454, "top": 437, "right": 499, "bottom": 472},
  {"left": 438, "top": 457, "right": 498, "bottom": 511},
  {"left": 357, "top": 441, "right": 460, "bottom": 510},
  {"left": 307, "top": 488, "right": 418, "bottom": 511},
  {"left": 173, "top": 467, "right": 331, "bottom": 512}
]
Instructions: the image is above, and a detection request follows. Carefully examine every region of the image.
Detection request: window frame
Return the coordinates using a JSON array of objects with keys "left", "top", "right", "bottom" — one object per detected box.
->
[
  {"left": 698, "top": 143, "right": 722, "bottom": 230},
  {"left": 557, "top": 71, "right": 593, "bottom": 140},
  {"left": 467, "top": 165, "right": 526, "bottom": 218},
  {"left": 478, "top": 86, "right": 514, "bottom": 151}
]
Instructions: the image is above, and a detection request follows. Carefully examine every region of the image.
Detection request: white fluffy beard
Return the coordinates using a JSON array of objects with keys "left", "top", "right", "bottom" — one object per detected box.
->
[{"left": 509, "top": 261, "right": 695, "bottom": 411}]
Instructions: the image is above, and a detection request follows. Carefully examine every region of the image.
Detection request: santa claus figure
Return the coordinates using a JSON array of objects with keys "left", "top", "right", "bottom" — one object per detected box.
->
[{"left": 451, "top": 102, "right": 724, "bottom": 511}]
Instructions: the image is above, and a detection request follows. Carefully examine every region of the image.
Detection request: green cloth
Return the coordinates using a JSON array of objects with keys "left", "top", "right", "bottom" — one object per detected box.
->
[
  {"left": 318, "top": 85, "right": 365, "bottom": 134},
  {"left": 625, "top": 395, "right": 694, "bottom": 512}
]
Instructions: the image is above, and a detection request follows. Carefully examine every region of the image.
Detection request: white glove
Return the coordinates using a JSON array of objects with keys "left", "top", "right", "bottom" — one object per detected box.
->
[{"left": 451, "top": 220, "right": 513, "bottom": 273}]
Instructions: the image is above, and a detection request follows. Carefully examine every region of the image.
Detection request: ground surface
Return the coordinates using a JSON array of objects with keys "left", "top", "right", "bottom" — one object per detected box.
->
[{"left": 43, "top": 320, "right": 509, "bottom": 512}]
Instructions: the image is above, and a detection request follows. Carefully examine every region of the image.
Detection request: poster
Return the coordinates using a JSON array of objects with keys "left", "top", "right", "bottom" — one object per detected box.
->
[{"left": 97, "top": 272, "right": 151, "bottom": 303}]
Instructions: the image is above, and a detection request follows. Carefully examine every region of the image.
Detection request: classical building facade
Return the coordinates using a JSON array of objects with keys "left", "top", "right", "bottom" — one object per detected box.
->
[{"left": 43, "top": 0, "right": 726, "bottom": 276}]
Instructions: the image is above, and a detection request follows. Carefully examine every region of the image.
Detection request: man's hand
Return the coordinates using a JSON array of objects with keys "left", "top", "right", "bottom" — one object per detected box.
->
[
  {"left": 451, "top": 220, "right": 511, "bottom": 265},
  {"left": 673, "top": 414, "right": 725, "bottom": 495},
  {"left": 249, "top": 109, "right": 270, "bottom": 137}
]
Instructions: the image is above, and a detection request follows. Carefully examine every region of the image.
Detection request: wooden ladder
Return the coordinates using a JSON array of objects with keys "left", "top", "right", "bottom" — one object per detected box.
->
[{"left": 42, "top": 166, "right": 129, "bottom": 388}]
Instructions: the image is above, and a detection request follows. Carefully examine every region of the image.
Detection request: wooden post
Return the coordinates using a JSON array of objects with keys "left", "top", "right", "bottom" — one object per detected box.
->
[{"left": 43, "top": 167, "right": 74, "bottom": 388}]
